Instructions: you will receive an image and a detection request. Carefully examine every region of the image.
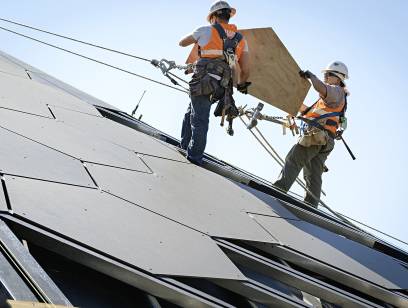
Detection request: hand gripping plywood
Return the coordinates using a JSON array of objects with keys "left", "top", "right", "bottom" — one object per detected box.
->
[{"left": 186, "top": 27, "right": 310, "bottom": 115}]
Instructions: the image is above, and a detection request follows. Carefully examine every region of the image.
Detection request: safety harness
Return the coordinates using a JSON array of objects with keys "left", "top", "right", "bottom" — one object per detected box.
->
[
  {"left": 211, "top": 23, "right": 243, "bottom": 135},
  {"left": 300, "top": 95, "right": 348, "bottom": 139}
]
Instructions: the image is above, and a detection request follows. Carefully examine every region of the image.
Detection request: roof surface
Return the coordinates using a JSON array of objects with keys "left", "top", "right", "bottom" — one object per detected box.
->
[{"left": 0, "top": 50, "right": 407, "bottom": 307}]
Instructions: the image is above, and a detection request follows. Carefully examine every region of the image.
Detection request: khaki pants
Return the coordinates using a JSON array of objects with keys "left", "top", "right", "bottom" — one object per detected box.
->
[{"left": 273, "top": 138, "right": 335, "bottom": 207}]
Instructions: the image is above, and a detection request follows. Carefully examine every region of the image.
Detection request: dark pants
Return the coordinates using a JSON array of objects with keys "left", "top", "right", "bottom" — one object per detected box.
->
[
  {"left": 180, "top": 95, "right": 212, "bottom": 165},
  {"left": 273, "top": 138, "right": 335, "bottom": 207}
]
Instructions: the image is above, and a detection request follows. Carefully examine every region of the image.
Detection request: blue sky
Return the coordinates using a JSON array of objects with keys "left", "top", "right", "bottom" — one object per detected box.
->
[{"left": 1, "top": 0, "right": 407, "bottom": 249}]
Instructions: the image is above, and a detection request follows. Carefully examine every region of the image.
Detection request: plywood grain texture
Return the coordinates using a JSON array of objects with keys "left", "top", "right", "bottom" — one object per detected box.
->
[
  {"left": 186, "top": 27, "right": 310, "bottom": 114},
  {"left": 239, "top": 28, "right": 310, "bottom": 114}
]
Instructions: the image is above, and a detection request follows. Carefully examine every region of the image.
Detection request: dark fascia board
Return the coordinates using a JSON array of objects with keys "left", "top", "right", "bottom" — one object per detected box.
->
[
  {"left": 0, "top": 219, "right": 71, "bottom": 305},
  {"left": 0, "top": 243, "right": 38, "bottom": 302},
  {"left": 211, "top": 278, "right": 309, "bottom": 308},
  {"left": 250, "top": 243, "right": 408, "bottom": 307},
  {"left": 0, "top": 215, "right": 229, "bottom": 308},
  {"left": 216, "top": 239, "right": 382, "bottom": 308}
]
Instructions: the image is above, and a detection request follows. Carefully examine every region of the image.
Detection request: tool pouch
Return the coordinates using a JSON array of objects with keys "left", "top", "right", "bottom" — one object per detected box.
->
[
  {"left": 189, "top": 73, "right": 219, "bottom": 97},
  {"left": 214, "top": 86, "right": 238, "bottom": 118},
  {"left": 298, "top": 128, "right": 328, "bottom": 147},
  {"left": 189, "top": 59, "right": 231, "bottom": 100}
]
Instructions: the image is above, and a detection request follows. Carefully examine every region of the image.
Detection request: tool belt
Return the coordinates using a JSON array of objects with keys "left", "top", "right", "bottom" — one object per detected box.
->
[
  {"left": 298, "top": 126, "right": 329, "bottom": 147},
  {"left": 189, "top": 58, "right": 231, "bottom": 101},
  {"left": 213, "top": 80, "right": 239, "bottom": 136}
]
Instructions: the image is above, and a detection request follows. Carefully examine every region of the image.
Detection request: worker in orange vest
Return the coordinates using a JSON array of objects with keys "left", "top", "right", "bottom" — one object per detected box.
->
[
  {"left": 179, "top": 1, "right": 250, "bottom": 165},
  {"left": 274, "top": 61, "right": 349, "bottom": 207}
]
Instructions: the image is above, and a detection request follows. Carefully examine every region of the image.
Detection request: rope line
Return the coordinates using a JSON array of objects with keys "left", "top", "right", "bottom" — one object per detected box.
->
[
  {"left": 240, "top": 115, "right": 358, "bottom": 228},
  {"left": 0, "top": 26, "right": 188, "bottom": 94},
  {"left": 0, "top": 17, "right": 151, "bottom": 63},
  {"left": 0, "top": 17, "right": 191, "bottom": 89},
  {"left": 1, "top": 18, "right": 405, "bottom": 248},
  {"left": 336, "top": 212, "right": 408, "bottom": 247}
]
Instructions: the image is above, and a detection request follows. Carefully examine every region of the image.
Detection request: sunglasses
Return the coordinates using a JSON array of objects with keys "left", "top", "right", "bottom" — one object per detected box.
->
[{"left": 325, "top": 71, "right": 345, "bottom": 79}]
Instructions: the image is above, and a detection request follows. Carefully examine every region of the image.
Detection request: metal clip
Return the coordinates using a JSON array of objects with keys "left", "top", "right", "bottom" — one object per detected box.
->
[
  {"left": 151, "top": 59, "right": 191, "bottom": 75},
  {"left": 224, "top": 49, "right": 236, "bottom": 68}
]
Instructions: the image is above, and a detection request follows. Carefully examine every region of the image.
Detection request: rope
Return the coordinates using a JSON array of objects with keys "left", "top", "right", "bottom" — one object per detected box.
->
[
  {"left": 240, "top": 115, "right": 358, "bottom": 227},
  {"left": 251, "top": 120, "right": 327, "bottom": 197},
  {"left": 167, "top": 71, "right": 189, "bottom": 85},
  {"left": 0, "top": 17, "right": 151, "bottom": 63},
  {"left": 2, "top": 18, "right": 404, "bottom": 247},
  {"left": 336, "top": 212, "right": 408, "bottom": 247},
  {"left": 0, "top": 26, "right": 188, "bottom": 94},
  {"left": 0, "top": 18, "right": 191, "bottom": 90}
]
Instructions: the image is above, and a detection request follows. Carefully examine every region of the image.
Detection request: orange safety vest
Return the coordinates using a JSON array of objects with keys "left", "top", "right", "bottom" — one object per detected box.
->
[
  {"left": 199, "top": 23, "right": 246, "bottom": 61},
  {"left": 304, "top": 96, "right": 346, "bottom": 136}
]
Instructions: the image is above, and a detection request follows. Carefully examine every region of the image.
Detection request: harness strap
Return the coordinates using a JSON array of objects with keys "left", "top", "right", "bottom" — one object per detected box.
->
[
  {"left": 212, "top": 23, "right": 243, "bottom": 54},
  {"left": 212, "top": 23, "right": 227, "bottom": 40}
]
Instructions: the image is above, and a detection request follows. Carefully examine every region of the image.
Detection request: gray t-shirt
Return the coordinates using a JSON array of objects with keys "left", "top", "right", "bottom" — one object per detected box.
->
[
  {"left": 191, "top": 25, "right": 249, "bottom": 51},
  {"left": 322, "top": 84, "right": 346, "bottom": 108}
]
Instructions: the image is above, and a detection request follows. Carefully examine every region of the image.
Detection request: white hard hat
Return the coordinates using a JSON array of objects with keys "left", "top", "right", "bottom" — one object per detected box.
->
[
  {"left": 322, "top": 61, "right": 349, "bottom": 80},
  {"left": 207, "top": 1, "right": 236, "bottom": 22}
]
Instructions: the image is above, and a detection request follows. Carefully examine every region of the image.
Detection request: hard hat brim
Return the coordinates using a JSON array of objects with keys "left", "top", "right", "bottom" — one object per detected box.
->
[
  {"left": 207, "top": 7, "right": 236, "bottom": 22},
  {"left": 321, "top": 69, "right": 348, "bottom": 80}
]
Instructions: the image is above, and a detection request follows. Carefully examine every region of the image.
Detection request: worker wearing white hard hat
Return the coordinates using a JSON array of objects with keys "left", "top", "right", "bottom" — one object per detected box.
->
[
  {"left": 273, "top": 61, "right": 349, "bottom": 207},
  {"left": 207, "top": 1, "right": 236, "bottom": 22},
  {"left": 178, "top": 1, "right": 250, "bottom": 165}
]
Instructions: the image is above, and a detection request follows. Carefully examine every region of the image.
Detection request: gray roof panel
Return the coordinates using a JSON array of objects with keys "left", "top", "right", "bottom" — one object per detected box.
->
[
  {"left": 0, "top": 70, "right": 101, "bottom": 118},
  {"left": 86, "top": 155, "right": 279, "bottom": 243},
  {"left": 0, "top": 181, "right": 7, "bottom": 212},
  {"left": 252, "top": 214, "right": 408, "bottom": 289},
  {"left": 0, "top": 127, "right": 94, "bottom": 187},
  {"left": 28, "top": 70, "right": 120, "bottom": 111},
  {"left": 0, "top": 108, "right": 150, "bottom": 173},
  {"left": 5, "top": 175, "right": 245, "bottom": 280},
  {"left": 0, "top": 50, "right": 120, "bottom": 111},
  {"left": 0, "top": 54, "right": 30, "bottom": 79},
  {"left": 235, "top": 183, "right": 300, "bottom": 220},
  {"left": 49, "top": 105, "right": 188, "bottom": 163},
  {"left": 0, "top": 72, "right": 53, "bottom": 118}
]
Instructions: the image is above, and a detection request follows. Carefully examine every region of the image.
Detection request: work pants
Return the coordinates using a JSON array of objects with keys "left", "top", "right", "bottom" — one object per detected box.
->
[
  {"left": 273, "top": 138, "right": 335, "bottom": 207},
  {"left": 180, "top": 95, "right": 212, "bottom": 165}
]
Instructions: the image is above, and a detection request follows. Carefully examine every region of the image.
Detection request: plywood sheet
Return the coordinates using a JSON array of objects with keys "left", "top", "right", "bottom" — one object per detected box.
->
[{"left": 186, "top": 28, "right": 310, "bottom": 115}]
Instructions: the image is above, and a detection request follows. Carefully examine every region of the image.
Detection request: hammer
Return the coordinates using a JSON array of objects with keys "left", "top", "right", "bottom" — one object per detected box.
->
[{"left": 247, "top": 102, "right": 264, "bottom": 129}]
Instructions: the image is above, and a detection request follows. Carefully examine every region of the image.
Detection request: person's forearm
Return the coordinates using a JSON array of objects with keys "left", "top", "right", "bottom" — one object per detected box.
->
[
  {"left": 309, "top": 74, "right": 327, "bottom": 97},
  {"left": 298, "top": 103, "right": 308, "bottom": 114},
  {"left": 179, "top": 35, "right": 196, "bottom": 47},
  {"left": 239, "top": 70, "right": 250, "bottom": 84}
]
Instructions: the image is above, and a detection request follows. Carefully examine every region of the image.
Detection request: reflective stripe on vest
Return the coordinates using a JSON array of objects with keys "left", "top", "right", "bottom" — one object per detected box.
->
[
  {"left": 304, "top": 98, "right": 346, "bottom": 135},
  {"left": 199, "top": 24, "right": 245, "bottom": 60},
  {"left": 200, "top": 49, "right": 224, "bottom": 56}
]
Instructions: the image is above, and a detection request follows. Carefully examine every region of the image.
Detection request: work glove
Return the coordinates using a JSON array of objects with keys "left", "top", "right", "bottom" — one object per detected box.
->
[
  {"left": 299, "top": 70, "right": 314, "bottom": 79},
  {"left": 335, "top": 130, "right": 344, "bottom": 140},
  {"left": 237, "top": 81, "right": 252, "bottom": 94}
]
